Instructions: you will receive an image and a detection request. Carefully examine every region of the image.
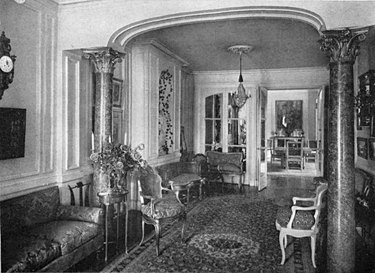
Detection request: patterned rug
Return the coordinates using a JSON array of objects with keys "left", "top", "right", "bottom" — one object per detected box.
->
[{"left": 102, "top": 195, "right": 314, "bottom": 273}]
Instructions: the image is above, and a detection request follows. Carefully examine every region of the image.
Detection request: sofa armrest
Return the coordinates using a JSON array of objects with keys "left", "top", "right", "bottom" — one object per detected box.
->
[{"left": 56, "top": 205, "right": 104, "bottom": 225}]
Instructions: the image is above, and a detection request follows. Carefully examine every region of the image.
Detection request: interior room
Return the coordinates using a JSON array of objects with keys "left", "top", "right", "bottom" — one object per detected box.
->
[{"left": 1, "top": 1, "right": 375, "bottom": 272}]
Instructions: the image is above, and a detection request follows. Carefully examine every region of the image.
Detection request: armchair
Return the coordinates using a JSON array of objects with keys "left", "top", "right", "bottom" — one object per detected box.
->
[
  {"left": 206, "top": 151, "right": 244, "bottom": 192},
  {"left": 275, "top": 182, "right": 328, "bottom": 268},
  {"left": 138, "top": 166, "right": 187, "bottom": 256}
]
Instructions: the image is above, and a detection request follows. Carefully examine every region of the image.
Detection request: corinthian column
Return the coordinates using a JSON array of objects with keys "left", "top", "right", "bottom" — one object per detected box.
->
[
  {"left": 82, "top": 47, "right": 125, "bottom": 206},
  {"left": 319, "top": 28, "right": 367, "bottom": 272}
]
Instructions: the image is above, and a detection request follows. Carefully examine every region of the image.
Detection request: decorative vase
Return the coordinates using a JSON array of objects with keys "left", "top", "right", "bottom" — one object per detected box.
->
[{"left": 92, "top": 168, "right": 110, "bottom": 206}]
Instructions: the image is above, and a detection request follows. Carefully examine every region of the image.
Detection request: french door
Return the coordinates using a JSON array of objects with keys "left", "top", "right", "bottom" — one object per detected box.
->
[{"left": 204, "top": 93, "right": 247, "bottom": 156}]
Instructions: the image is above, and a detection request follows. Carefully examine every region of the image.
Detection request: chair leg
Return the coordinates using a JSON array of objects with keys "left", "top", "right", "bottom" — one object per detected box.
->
[
  {"left": 279, "top": 232, "right": 286, "bottom": 265},
  {"left": 139, "top": 219, "right": 145, "bottom": 247},
  {"left": 155, "top": 222, "right": 161, "bottom": 256},
  {"left": 311, "top": 235, "right": 317, "bottom": 268},
  {"left": 181, "top": 213, "right": 187, "bottom": 243}
]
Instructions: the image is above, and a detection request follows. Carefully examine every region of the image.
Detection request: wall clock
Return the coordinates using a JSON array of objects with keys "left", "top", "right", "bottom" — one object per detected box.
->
[{"left": 0, "top": 31, "right": 17, "bottom": 100}]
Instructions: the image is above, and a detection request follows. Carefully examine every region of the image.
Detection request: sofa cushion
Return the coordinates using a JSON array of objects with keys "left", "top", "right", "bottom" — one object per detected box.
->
[
  {"left": 2, "top": 235, "right": 61, "bottom": 273},
  {"left": 141, "top": 198, "right": 185, "bottom": 220},
  {"left": 27, "top": 220, "right": 102, "bottom": 255},
  {"left": 218, "top": 163, "right": 242, "bottom": 174},
  {"left": 56, "top": 205, "right": 103, "bottom": 224}
]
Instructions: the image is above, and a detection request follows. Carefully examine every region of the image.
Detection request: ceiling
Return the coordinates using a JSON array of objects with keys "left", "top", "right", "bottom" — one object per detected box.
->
[{"left": 132, "top": 18, "right": 330, "bottom": 72}]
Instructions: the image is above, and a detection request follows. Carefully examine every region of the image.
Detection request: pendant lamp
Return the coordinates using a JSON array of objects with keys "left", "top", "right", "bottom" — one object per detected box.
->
[{"left": 228, "top": 45, "right": 253, "bottom": 108}]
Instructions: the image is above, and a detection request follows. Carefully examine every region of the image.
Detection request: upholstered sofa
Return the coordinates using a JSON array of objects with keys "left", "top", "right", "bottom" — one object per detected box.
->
[
  {"left": 1, "top": 186, "right": 104, "bottom": 272},
  {"left": 355, "top": 168, "right": 375, "bottom": 252}
]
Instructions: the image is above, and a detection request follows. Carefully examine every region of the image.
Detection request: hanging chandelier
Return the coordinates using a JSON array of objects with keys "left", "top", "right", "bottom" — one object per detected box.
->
[{"left": 228, "top": 45, "right": 253, "bottom": 108}]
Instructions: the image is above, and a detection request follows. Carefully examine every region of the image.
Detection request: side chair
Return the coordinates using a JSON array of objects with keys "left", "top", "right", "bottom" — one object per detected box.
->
[
  {"left": 286, "top": 141, "right": 304, "bottom": 170},
  {"left": 138, "top": 166, "right": 187, "bottom": 256},
  {"left": 275, "top": 182, "right": 328, "bottom": 268}
]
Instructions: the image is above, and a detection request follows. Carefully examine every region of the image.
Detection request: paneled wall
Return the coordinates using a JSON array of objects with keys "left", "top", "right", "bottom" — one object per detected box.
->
[
  {"left": 0, "top": 0, "right": 58, "bottom": 200},
  {"left": 130, "top": 40, "right": 185, "bottom": 165}
]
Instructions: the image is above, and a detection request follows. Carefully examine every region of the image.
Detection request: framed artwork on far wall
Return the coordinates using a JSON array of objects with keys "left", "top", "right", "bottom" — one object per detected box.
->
[
  {"left": 112, "top": 78, "right": 123, "bottom": 107},
  {"left": 275, "top": 100, "right": 303, "bottom": 136},
  {"left": 357, "top": 137, "right": 369, "bottom": 159},
  {"left": 369, "top": 138, "right": 375, "bottom": 161}
]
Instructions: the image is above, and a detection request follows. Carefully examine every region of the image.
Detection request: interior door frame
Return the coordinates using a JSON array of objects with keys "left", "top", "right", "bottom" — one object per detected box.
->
[{"left": 256, "top": 86, "right": 268, "bottom": 191}]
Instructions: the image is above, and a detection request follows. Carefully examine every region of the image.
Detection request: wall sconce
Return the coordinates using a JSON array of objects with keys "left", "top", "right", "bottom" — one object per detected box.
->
[{"left": 228, "top": 45, "right": 253, "bottom": 108}]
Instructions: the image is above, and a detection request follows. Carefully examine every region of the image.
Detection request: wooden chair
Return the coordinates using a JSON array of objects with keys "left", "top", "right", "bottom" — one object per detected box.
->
[
  {"left": 275, "top": 182, "right": 328, "bottom": 268},
  {"left": 270, "top": 138, "right": 286, "bottom": 168},
  {"left": 304, "top": 140, "right": 318, "bottom": 163},
  {"left": 286, "top": 141, "right": 304, "bottom": 170},
  {"left": 138, "top": 166, "right": 186, "bottom": 256}
]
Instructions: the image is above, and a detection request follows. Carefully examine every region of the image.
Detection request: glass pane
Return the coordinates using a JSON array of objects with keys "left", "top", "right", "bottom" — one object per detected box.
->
[
  {"left": 228, "top": 93, "right": 239, "bottom": 118},
  {"left": 240, "top": 120, "right": 247, "bottom": 145},
  {"left": 205, "top": 120, "right": 213, "bottom": 144},
  {"left": 205, "top": 96, "right": 213, "bottom": 118},
  {"left": 214, "top": 94, "right": 222, "bottom": 118},
  {"left": 214, "top": 120, "right": 221, "bottom": 144},
  {"left": 228, "top": 120, "right": 239, "bottom": 145}
]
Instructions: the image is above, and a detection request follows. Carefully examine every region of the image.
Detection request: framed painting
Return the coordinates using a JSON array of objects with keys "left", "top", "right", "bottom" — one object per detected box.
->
[
  {"left": 112, "top": 108, "right": 122, "bottom": 144},
  {"left": 275, "top": 100, "right": 303, "bottom": 136},
  {"left": 0, "top": 108, "right": 26, "bottom": 160},
  {"left": 357, "top": 137, "right": 368, "bottom": 159},
  {"left": 112, "top": 78, "right": 123, "bottom": 107},
  {"left": 369, "top": 138, "right": 375, "bottom": 161}
]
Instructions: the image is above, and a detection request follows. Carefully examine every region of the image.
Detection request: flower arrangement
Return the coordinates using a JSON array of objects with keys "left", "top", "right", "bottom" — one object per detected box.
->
[{"left": 90, "top": 143, "right": 147, "bottom": 192}]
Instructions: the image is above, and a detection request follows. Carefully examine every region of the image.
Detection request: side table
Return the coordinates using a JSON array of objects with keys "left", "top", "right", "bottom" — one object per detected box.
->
[
  {"left": 97, "top": 190, "right": 129, "bottom": 262},
  {"left": 169, "top": 173, "right": 205, "bottom": 205}
]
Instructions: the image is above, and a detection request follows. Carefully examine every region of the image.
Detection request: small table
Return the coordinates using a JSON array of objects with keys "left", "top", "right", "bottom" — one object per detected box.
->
[
  {"left": 97, "top": 190, "right": 128, "bottom": 262},
  {"left": 169, "top": 173, "right": 205, "bottom": 205}
]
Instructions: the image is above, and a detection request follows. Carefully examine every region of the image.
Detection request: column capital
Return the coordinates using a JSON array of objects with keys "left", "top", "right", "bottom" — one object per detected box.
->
[
  {"left": 319, "top": 27, "right": 368, "bottom": 64},
  {"left": 82, "top": 47, "right": 125, "bottom": 73}
]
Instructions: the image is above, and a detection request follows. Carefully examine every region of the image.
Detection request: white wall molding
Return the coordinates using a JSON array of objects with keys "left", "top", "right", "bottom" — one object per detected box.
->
[{"left": 109, "top": 6, "right": 325, "bottom": 50}]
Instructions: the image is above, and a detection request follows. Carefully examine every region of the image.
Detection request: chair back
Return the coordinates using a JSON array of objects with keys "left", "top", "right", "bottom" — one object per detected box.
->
[
  {"left": 138, "top": 166, "right": 163, "bottom": 200},
  {"left": 312, "top": 182, "right": 328, "bottom": 227},
  {"left": 308, "top": 140, "right": 318, "bottom": 150},
  {"left": 287, "top": 141, "right": 303, "bottom": 157}
]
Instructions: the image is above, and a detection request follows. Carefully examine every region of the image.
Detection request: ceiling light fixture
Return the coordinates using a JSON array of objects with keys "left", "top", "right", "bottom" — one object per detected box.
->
[{"left": 228, "top": 45, "right": 253, "bottom": 108}]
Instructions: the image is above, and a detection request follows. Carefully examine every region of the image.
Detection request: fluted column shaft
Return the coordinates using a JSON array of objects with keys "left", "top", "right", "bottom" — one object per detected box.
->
[
  {"left": 319, "top": 28, "right": 367, "bottom": 272},
  {"left": 83, "top": 47, "right": 125, "bottom": 206}
]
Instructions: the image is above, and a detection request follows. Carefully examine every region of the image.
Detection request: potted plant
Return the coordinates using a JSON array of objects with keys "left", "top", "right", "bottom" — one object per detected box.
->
[{"left": 90, "top": 143, "right": 147, "bottom": 193}]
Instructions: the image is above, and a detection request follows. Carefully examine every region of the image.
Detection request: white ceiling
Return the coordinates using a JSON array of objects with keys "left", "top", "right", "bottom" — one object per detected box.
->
[{"left": 132, "top": 18, "right": 330, "bottom": 72}]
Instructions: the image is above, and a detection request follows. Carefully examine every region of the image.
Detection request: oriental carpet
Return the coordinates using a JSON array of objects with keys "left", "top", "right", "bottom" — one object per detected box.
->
[{"left": 102, "top": 194, "right": 315, "bottom": 273}]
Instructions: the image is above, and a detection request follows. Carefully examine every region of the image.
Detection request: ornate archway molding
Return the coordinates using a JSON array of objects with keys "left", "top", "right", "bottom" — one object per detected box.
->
[{"left": 108, "top": 6, "right": 326, "bottom": 50}]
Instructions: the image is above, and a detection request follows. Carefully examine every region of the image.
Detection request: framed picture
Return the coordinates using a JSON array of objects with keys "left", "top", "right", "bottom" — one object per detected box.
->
[
  {"left": 0, "top": 108, "right": 27, "bottom": 160},
  {"left": 112, "top": 78, "right": 123, "bottom": 107},
  {"left": 369, "top": 138, "right": 375, "bottom": 161},
  {"left": 112, "top": 108, "right": 122, "bottom": 144},
  {"left": 357, "top": 137, "right": 368, "bottom": 159},
  {"left": 275, "top": 100, "right": 303, "bottom": 136}
]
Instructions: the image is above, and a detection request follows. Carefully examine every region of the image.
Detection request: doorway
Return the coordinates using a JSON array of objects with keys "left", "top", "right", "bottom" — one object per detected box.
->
[{"left": 257, "top": 88, "right": 324, "bottom": 180}]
